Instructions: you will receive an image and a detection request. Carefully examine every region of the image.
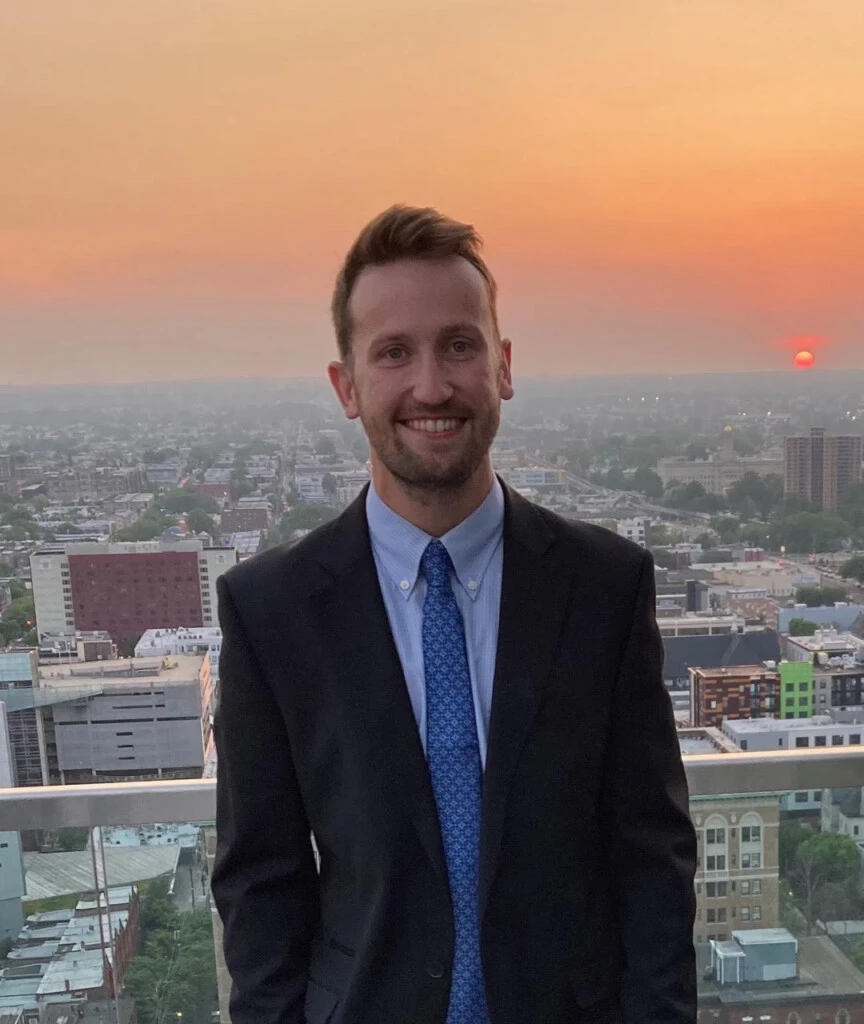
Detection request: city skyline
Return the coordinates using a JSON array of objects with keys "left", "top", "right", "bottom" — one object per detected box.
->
[{"left": 3, "top": 0, "right": 864, "bottom": 385}]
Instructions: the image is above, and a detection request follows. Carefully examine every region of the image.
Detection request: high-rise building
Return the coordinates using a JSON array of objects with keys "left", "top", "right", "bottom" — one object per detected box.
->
[
  {"left": 784, "top": 427, "right": 862, "bottom": 510},
  {"left": 30, "top": 540, "right": 236, "bottom": 646}
]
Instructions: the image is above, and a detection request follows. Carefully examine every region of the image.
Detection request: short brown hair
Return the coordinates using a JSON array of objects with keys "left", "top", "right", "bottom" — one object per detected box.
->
[{"left": 331, "top": 204, "right": 498, "bottom": 360}]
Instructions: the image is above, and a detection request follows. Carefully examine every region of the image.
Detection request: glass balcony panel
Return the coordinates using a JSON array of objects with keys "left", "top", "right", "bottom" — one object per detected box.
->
[{"left": 0, "top": 746, "right": 862, "bottom": 1021}]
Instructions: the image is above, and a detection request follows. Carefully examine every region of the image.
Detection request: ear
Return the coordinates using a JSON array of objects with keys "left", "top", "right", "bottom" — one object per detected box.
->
[
  {"left": 499, "top": 338, "right": 514, "bottom": 401},
  {"left": 328, "top": 360, "right": 361, "bottom": 419}
]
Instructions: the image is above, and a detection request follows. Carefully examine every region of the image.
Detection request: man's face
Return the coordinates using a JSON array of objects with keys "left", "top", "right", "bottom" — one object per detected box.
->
[{"left": 329, "top": 257, "right": 513, "bottom": 493}]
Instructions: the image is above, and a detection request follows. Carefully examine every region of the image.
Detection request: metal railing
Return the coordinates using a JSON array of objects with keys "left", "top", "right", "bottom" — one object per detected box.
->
[{"left": 0, "top": 746, "right": 861, "bottom": 830}]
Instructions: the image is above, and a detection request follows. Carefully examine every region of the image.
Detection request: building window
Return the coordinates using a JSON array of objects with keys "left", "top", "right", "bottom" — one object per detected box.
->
[
  {"left": 741, "top": 907, "right": 750, "bottom": 921},
  {"left": 706, "top": 882, "right": 715, "bottom": 897},
  {"left": 716, "top": 908, "right": 727, "bottom": 923},
  {"left": 815, "top": 736, "right": 827, "bottom": 746},
  {"left": 799, "top": 697, "right": 809, "bottom": 706},
  {"left": 707, "top": 909, "right": 716, "bottom": 923},
  {"left": 741, "top": 826, "right": 761, "bottom": 843},
  {"left": 794, "top": 791, "right": 809, "bottom": 802},
  {"left": 796, "top": 737, "right": 809, "bottom": 748},
  {"left": 752, "top": 905, "right": 761, "bottom": 921},
  {"left": 751, "top": 880, "right": 761, "bottom": 895},
  {"left": 741, "top": 881, "right": 750, "bottom": 895},
  {"left": 706, "top": 828, "right": 726, "bottom": 844},
  {"left": 852, "top": 734, "right": 861, "bottom": 745},
  {"left": 707, "top": 855, "right": 726, "bottom": 871},
  {"left": 832, "top": 735, "right": 844, "bottom": 746}
]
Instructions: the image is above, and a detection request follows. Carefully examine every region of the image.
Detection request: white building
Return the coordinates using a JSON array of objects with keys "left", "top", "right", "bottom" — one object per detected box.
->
[
  {"left": 135, "top": 626, "right": 222, "bottom": 683},
  {"left": 615, "top": 518, "right": 652, "bottom": 548}
]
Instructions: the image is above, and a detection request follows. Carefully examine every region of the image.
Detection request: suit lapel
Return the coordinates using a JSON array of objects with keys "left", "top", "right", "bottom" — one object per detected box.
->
[
  {"left": 310, "top": 492, "right": 447, "bottom": 881},
  {"left": 479, "top": 488, "right": 576, "bottom": 918}
]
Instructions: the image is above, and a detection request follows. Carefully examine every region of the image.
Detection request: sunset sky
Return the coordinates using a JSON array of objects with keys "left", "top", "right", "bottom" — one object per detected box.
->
[{"left": 3, "top": 0, "right": 864, "bottom": 385}]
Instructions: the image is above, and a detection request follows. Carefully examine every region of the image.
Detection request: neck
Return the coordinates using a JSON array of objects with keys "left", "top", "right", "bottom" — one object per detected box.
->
[{"left": 371, "top": 459, "right": 495, "bottom": 537}]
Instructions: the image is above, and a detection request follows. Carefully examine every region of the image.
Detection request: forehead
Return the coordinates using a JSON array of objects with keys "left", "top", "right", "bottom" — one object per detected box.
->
[{"left": 349, "top": 257, "right": 493, "bottom": 344}]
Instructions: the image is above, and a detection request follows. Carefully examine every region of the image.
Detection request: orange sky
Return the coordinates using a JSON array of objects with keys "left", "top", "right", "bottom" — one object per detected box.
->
[{"left": 2, "top": 0, "right": 864, "bottom": 385}]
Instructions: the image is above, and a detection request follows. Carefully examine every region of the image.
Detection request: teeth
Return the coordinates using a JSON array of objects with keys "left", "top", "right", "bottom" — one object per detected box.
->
[{"left": 405, "top": 419, "right": 461, "bottom": 433}]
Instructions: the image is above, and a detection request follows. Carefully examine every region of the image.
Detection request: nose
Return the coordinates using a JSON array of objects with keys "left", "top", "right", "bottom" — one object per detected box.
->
[{"left": 411, "top": 352, "right": 453, "bottom": 407}]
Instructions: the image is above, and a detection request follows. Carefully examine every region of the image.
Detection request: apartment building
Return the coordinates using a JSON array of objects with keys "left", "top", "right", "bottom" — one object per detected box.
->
[
  {"left": 692, "top": 793, "right": 781, "bottom": 944},
  {"left": 30, "top": 540, "right": 236, "bottom": 645},
  {"left": 785, "top": 426, "right": 863, "bottom": 511}
]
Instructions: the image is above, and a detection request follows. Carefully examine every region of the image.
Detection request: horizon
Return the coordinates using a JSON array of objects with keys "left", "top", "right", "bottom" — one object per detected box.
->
[{"left": 4, "top": 1, "right": 864, "bottom": 384}]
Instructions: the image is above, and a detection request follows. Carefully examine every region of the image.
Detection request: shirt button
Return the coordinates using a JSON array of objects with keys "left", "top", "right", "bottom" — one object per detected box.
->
[
  {"left": 426, "top": 961, "right": 445, "bottom": 979},
  {"left": 467, "top": 580, "right": 478, "bottom": 591},
  {"left": 400, "top": 579, "right": 410, "bottom": 591}
]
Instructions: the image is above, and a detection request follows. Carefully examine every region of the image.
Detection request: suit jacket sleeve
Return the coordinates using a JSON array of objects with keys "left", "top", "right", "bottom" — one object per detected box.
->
[
  {"left": 211, "top": 574, "right": 318, "bottom": 1024},
  {"left": 604, "top": 551, "right": 697, "bottom": 1024}
]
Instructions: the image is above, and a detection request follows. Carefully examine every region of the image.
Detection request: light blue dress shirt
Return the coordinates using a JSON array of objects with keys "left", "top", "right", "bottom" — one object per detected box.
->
[{"left": 366, "top": 480, "right": 504, "bottom": 768}]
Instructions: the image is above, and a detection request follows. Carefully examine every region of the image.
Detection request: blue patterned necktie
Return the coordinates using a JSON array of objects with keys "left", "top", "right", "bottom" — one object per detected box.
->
[{"left": 421, "top": 540, "right": 489, "bottom": 1024}]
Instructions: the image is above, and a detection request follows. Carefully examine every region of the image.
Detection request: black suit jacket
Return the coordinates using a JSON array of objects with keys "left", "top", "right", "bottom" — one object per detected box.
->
[{"left": 211, "top": 486, "right": 697, "bottom": 1024}]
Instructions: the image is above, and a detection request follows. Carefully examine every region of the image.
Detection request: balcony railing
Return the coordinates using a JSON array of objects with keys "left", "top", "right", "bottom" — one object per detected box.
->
[
  {"left": 0, "top": 746, "right": 861, "bottom": 1024},
  {"left": 1, "top": 745, "right": 862, "bottom": 828}
]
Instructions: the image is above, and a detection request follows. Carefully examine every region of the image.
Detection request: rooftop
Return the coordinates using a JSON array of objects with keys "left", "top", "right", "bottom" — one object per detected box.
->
[
  {"left": 725, "top": 713, "right": 864, "bottom": 733},
  {"left": 663, "top": 631, "right": 780, "bottom": 680},
  {"left": 698, "top": 934, "right": 864, "bottom": 1004},
  {"left": 37, "top": 654, "right": 204, "bottom": 687}
]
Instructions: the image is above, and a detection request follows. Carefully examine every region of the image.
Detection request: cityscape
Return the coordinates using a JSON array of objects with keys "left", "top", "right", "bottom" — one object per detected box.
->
[
  {"left": 4, "top": 0, "right": 864, "bottom": 1020},
  {"left": 0, "top": 370, "right": 862, "bottom": 1022}
]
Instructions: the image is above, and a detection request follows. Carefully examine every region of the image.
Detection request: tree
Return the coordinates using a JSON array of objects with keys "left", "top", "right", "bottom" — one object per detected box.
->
[
  {"left": 786, "top": 831, "right": 862, "bottom": 933},
  {"left": 0, "top": 562, "right": 13, "bottom": 578},
  {"left": 696, "top": 532, "right": 717, "bottom": 550},
  {"left": 185, "top": 509, "right": 216, "bottom": 537},
  {"left": 685, "top": 443, "right": 708, "bottom": 461},
  {"left": 652, "top": 548, "right": 680, "bottom": 570},
  {"left": 279, "top": 504, "right": 338, "bottom": 539},
  {"left": 788, "top": 618, "right": 819, "bottom": 637},
  {"left": 115, "top": 512, "right": 173, "bottom": 542},
  {"left": 159, "top": 488, "right": 219, "bottom": 516},
  {"left": 315, "top": 436, "right": 337, "bottom": 456},
  {"left": 727, "top": 473, "right": 785, "bottom": 519},
  {"left": 795, "top": 585, "right": 848, "bottom": 607},
  {"left": 631, "top": 467, "right": 664, "bottom": 500},
  {"left": 710, "top": 517, "right": 741, "bottom": 545},
  {"left": 840, "top": 554, "right": 864, "bottom": 584},
  {"left": 321, "top": 473, "right": 339, "bottom": 504}
]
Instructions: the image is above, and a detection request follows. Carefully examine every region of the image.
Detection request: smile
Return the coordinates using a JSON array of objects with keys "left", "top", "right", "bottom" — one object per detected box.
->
[{"left": 401, "top": 418, "right": 465, "bottom": 434}]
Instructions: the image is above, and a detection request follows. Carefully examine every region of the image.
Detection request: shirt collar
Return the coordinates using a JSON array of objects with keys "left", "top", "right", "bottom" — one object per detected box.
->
[{"left": 366, "top": 478, "right": 504, "bottom": 601}]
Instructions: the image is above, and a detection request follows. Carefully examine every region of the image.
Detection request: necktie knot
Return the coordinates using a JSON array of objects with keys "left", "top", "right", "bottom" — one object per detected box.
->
[{"left": 421, "top": 540, "right": 452, "bottom": 590}]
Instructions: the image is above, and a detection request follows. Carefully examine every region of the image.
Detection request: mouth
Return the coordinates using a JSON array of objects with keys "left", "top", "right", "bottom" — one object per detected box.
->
[{"left": 399, "top": 417, "right": 467, "bottom": 438}]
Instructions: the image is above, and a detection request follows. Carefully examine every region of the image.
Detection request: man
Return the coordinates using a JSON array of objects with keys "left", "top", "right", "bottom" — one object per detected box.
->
[{"left": 212, "top": 205, "right": 697, "bottom": 1024}]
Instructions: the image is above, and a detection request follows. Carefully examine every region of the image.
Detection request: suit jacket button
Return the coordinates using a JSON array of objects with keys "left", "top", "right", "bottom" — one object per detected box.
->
[{"left": 426, "top": 961, "right": 445, "bottom": 979}]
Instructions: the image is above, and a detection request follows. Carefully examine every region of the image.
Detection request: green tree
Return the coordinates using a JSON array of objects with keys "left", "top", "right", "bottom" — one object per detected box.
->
[
  {"left": 709, "top": 517, "right": 741, "bottom": 545},
  {"left": 727, "top": 473, "right": 784, "bottom": 519},
  {"left": 159, "top": 488, "right": 219, "bottom": 516},
  {"left": 115, "top": 512, "right": 173, "bottom": 542},
  {"left": 840, "top": 554, "right": 864, "bottom": 584},
  {"left": 321, "top": 473, "right": 339, "bottom": 504},
  {"left": 315, "top": 436, "right": 337, "bottom": 456},
  {"left": 771, "top": 511, "right": 852, "bottom": 554},
  {"left": 795, "top": 585, "right": 848, "bottom": 607},
  {"left": 786, "top": 831, "right": 862, "bottom": 933},
  {"left": 788, "top": 618, "right": 820, "bottom": 637},
  {"left": 279, "top": 504, "right": 338, "bottom": 539},
  {"left": 1, "top": 595, "right": 36, "bottom": 635},
  {"left": 0, "top": 562, "right": 13, "bottom": 578},
  {"left": 630, "top": 467, "right": 664, "bottom": 499},
  {"left": 696, "top": 532, "right": 717, "bottom": 549},
  {"left": 685, "top": 443, "right": 708, "bottom": 461},
  {"left": 185, "top": 509, "right": 217, "bottom": 537}
]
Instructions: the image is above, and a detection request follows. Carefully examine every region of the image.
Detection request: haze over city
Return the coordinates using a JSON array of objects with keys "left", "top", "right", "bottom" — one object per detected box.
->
[{"left": 4, "top": 0, "right": 864, "bottom": 385}]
